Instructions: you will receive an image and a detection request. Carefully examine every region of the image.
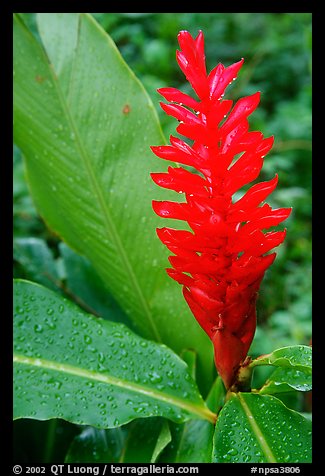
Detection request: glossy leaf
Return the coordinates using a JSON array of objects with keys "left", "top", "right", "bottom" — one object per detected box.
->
[
  {"left": 259, "top": 367, "right": 312, "bottom": 395},
  {"left": 13, "top": 13, "right": 213, "bottom": 383},
  {"left": 151, "top": 420, "right": 172, "bottom": 463},
  {"left": 250, "top": 345, "right": 312, "bottom": 373},
  {"left": 213, "top": 392, "right": 311, "bottom": 463},
  {"left": 14, "top": 280, "right": 216, "bottom": 428}
]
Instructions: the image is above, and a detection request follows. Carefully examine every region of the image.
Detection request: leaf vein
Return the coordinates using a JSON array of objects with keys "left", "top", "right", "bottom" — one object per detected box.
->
[
  {"left": 14, "top": 353, "right": 216, "bottom": 424},
  {"left": 41, "top": 18, "right": 161, "bottom": 342},
  {"left": 238, "top": 393, "right": 277, "bottom": 463}
]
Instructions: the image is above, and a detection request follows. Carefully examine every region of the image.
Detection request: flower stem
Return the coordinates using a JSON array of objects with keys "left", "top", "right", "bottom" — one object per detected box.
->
[{"left": 230, "top": 356, "right": 254, "bottom": 393}]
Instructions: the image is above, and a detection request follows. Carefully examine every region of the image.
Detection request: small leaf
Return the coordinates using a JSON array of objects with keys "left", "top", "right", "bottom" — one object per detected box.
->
[
  {"left": 14, "top": 280, "right": 216, "bottom": 428},
  {"left": 259, "top": 367, "right": 312, "bottom": 395},
  {"left": 151, "top": 420, "right": 172, "bottom": 463},
  {"left": 160, "top": 377, "right": 224, "bottom": 463},
  {"left": 212, "top": 392, "right": 312, "bottom": 463},
  {"left": 250, "top": 345, "right": 312, "bottom": 373}
]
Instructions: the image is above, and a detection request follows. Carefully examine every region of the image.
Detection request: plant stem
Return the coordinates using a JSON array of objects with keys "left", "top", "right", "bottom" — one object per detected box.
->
[{"left": 230, "top": 357, "right": 254, "bottom": 393}]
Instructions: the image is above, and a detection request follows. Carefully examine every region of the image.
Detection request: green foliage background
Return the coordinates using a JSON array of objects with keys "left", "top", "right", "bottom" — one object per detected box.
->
[{"left": 13, "top": 13, "right": 312, "bottom": 462}]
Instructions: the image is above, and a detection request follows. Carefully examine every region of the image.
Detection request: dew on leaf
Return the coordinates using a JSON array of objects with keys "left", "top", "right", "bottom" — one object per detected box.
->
[
  {"left": 84, "top": 335, "right": 92, "bottom": 344},
  {"left": 34, "top": 324, "right": 43, "bottom": 333}
]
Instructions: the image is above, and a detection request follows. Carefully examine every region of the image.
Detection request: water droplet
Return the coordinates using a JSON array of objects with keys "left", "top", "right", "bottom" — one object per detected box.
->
[
  {"left": 113, "top": 331, "right": 123, "bottom": 339},
  {"left": 149, "top": 372, "right": 163, "bottom": 384},
  {"left": 34, "top": 324, "right": 43, "bottom": 333}
]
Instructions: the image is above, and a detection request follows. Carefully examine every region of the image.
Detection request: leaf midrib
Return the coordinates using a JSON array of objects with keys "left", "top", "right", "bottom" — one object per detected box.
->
[
  {"left": 34, "top": 13, "right": 161, "bottom": 342},
  {"left": 237, "top": 393, "right": 277, "bottom": 463},
  {"left": 14, "top": 353, "right": 216, "bottom": 424}
]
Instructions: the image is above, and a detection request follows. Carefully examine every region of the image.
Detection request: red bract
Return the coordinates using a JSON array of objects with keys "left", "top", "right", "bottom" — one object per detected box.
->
[{"left": 150, "top": 30, "right": 291, "bottom": 390}]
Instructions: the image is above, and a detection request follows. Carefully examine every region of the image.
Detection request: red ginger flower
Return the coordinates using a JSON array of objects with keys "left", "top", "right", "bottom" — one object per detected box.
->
[{"left": 150, "top": 30, "right": 291, "bottom": 389}]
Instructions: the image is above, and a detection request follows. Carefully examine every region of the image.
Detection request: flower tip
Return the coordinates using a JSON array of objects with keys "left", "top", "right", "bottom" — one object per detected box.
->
[
  {"left": 157, "top": 87, "right": 169, "bottom": 97},
  {"left": 177, "top": 30, "right": 192, "bottom": 44},
  {"left": 178, "top": 29, "right": 190, "bottom": 36},
  {"left": 150, "top": 145, "right": 159, "bottom": 154},
  {"left": 156, "top": 227, "right": 164, "bottom": 238}
]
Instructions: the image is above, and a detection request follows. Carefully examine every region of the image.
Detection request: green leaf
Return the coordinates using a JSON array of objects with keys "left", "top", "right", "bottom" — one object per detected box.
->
[
  {"left": 250, "top": 345, "right": 312, "bottom": 373},
  {"left": 14, "top": 280, "right": 215, "bottom": 428},
  {"left": 259, "top": 367, "right": 312, "bottom": 395},
  {"left": 120, "top": 418, "right": 171, "bottom": 463},
  {"left": 13, "top": 12, "right": 212, "bottom": 382},
  {"left": 151, "top": 420, "right": 172, "bottom": 463},
  {"left": 212, "top": 393, "right": 312, "bottom": 463},
  {"left": 160, "top": 377, "right": 224, "bottom": 463}
]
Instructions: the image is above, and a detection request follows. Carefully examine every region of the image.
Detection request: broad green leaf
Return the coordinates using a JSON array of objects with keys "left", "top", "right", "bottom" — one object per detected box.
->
[
  {"left": 212, "top": 393, "right": 312, "bottom": 463},
  {"left": 14, "top": 280, "right": 215, "bottom": 428},
  {"left": 160, "top": 377, "right": 224, "bottom": 463},
  {"left": 250, "top": 345, "right": 312, "bottom": 373},
  {"left": 259, "top": 367, "right": 312, "bottom": 395},
  {"left": 13, "top": 12, "right": 213, "bottom": 384}
]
